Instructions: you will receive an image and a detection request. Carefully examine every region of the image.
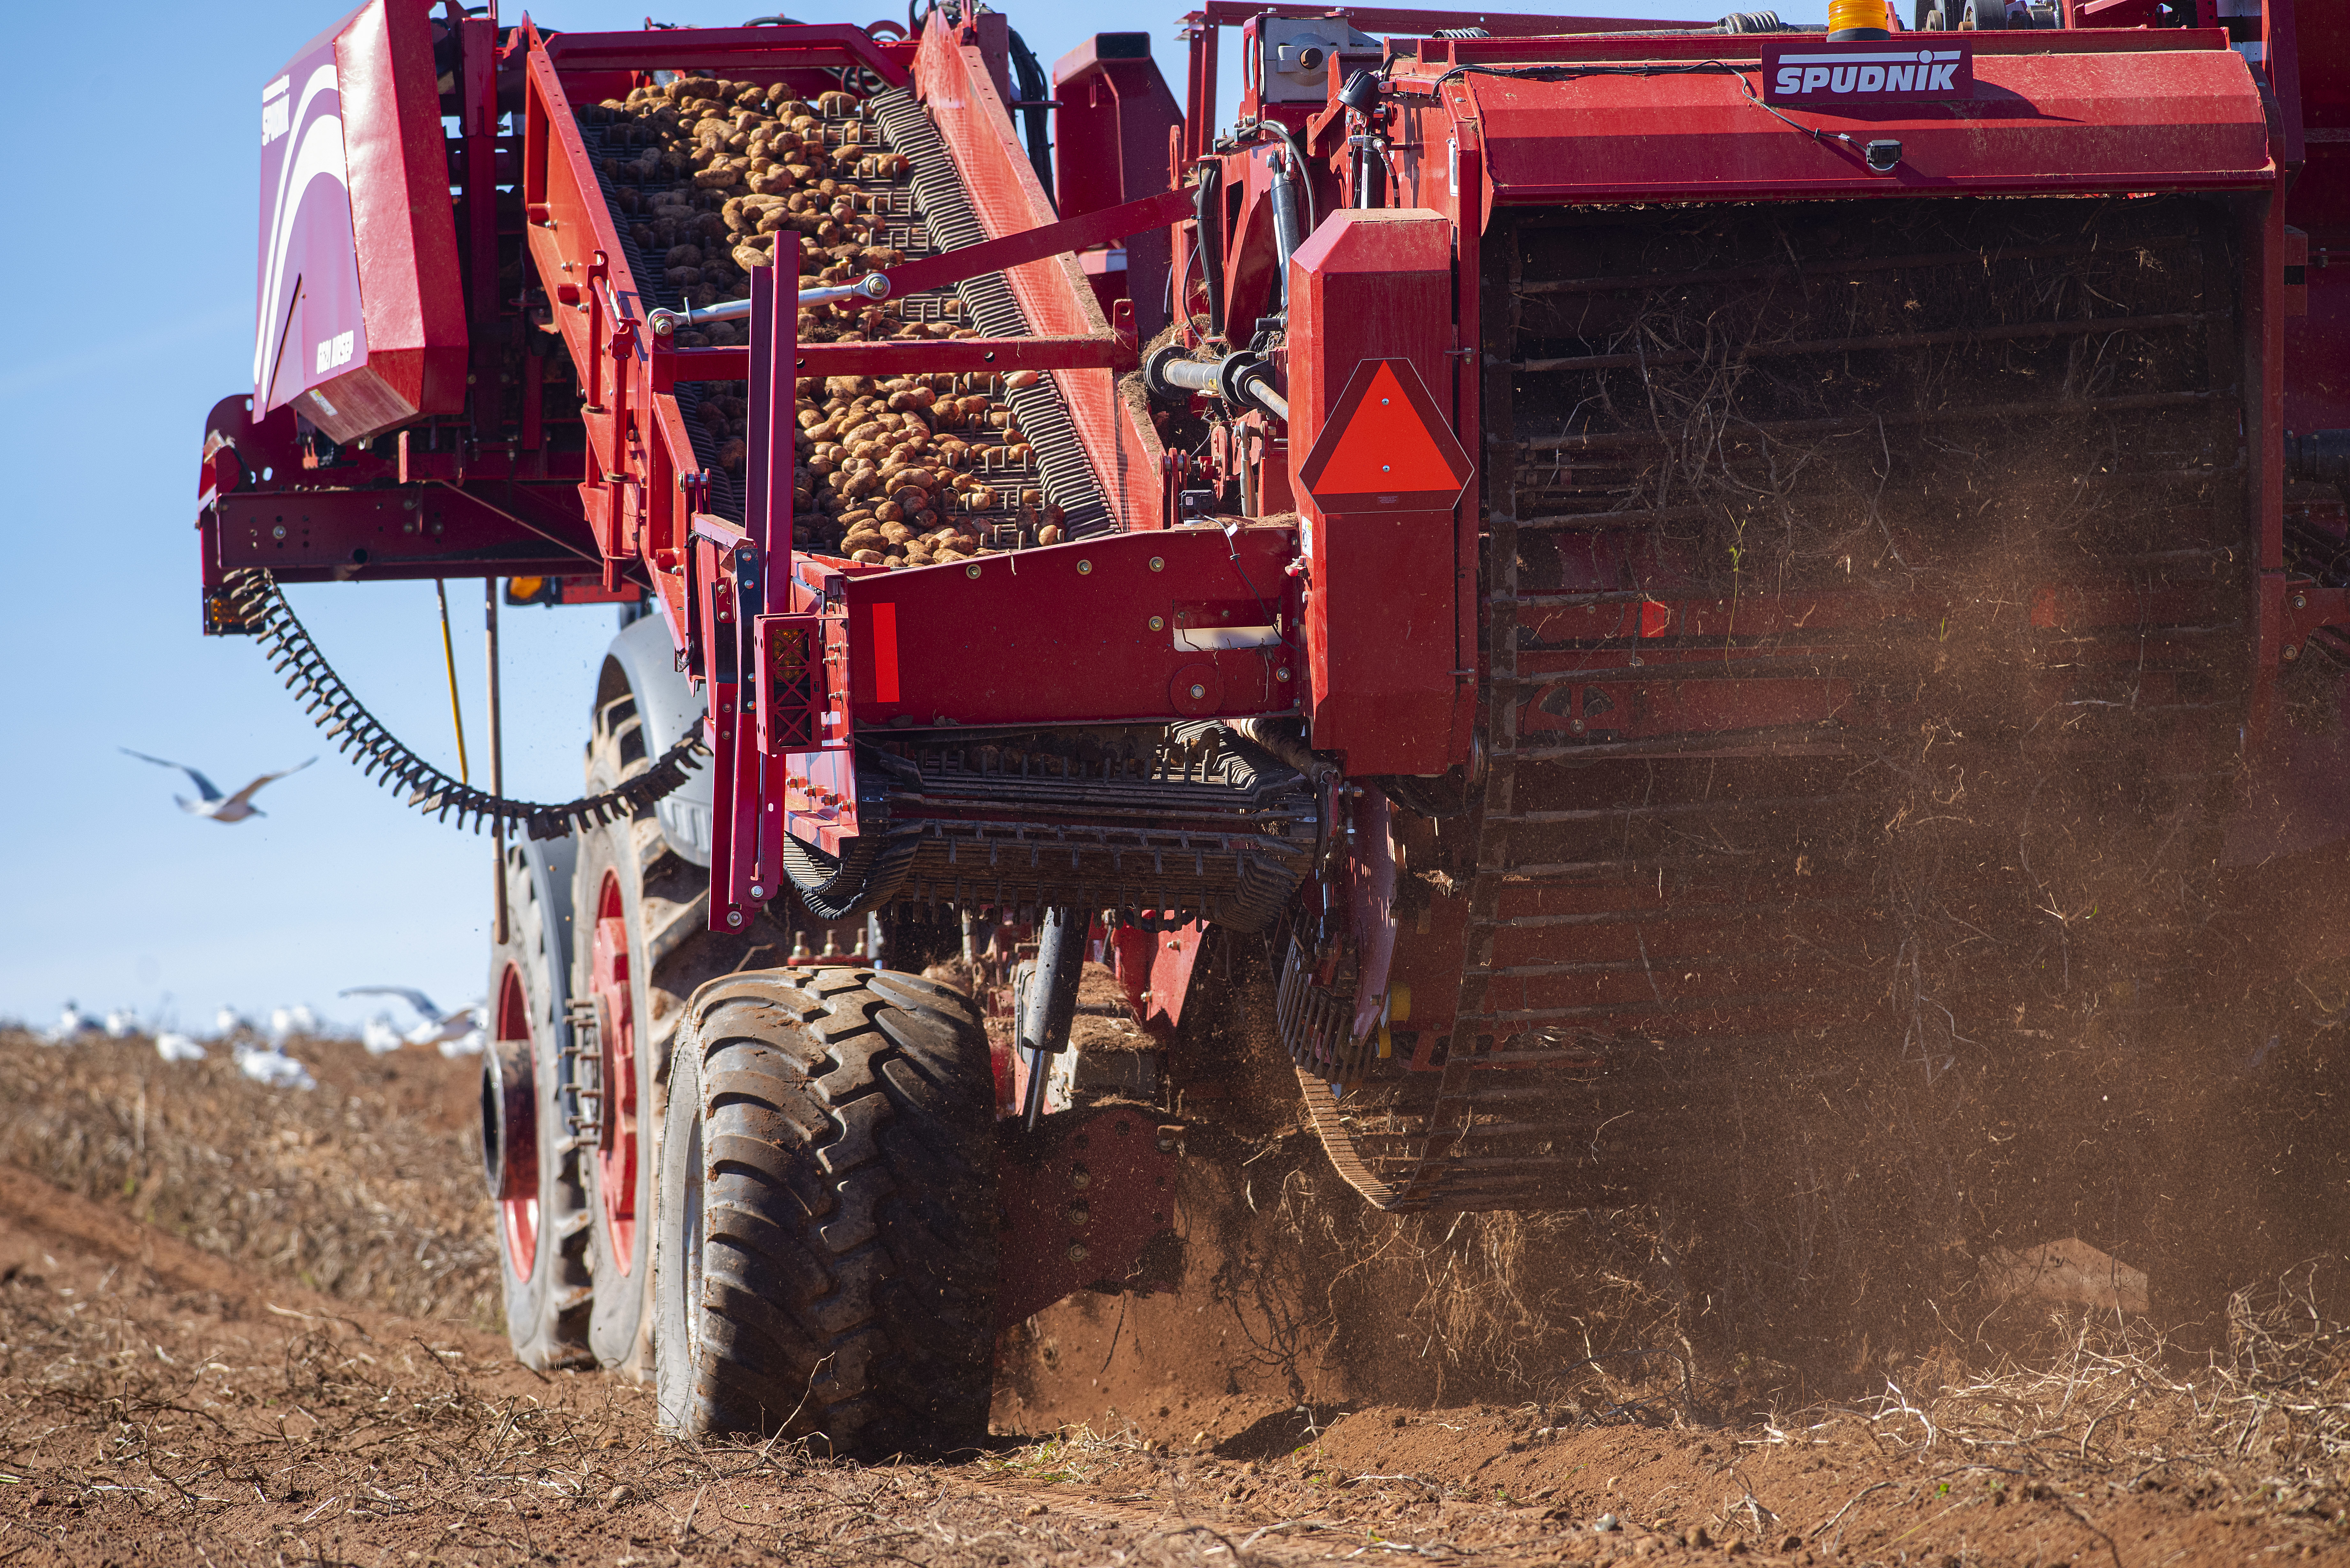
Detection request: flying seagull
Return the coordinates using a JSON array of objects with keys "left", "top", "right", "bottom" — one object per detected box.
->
[
  {"left": 341, "top": 986, "right": 484, "bottom": 1050},
  {"left": 341, "top": 985, "right": 452, "bottom": 1022},
  {"left": 121, "top": 749, "right": 315, "bottom": 822}
]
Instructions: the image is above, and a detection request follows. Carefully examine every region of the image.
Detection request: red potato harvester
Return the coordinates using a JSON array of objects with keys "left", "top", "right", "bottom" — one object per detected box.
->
[{"left": 193, "top": 0, "right": 2350, "bottom": 1453}]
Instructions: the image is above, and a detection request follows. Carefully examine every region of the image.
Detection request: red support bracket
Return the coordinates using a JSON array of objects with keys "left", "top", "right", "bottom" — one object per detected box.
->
[
  {"left": 656, "top": 333, "right": 1141, "bottom": 389},
  {"left": 876, "top": 185, "right": 1197, "bottom": 300},
  {"left": 2284, "top": 579, "right": 2350, "bottom": 657},
  {"left": 995, "top": 1107, "right": 1183, "bottom": 1331},
  {"left": 753, "top": 614, "right": 827, "bottom": 756}
]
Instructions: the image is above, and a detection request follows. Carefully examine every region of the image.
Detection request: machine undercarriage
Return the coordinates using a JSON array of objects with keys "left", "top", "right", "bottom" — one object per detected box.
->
[{"left": 190, "top": 0, "right": 2344, "bottom": 1454}]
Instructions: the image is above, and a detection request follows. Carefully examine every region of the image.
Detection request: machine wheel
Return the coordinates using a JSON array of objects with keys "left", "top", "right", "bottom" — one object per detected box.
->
[
  {"left": 1962, "top": 0, "right": 2007, "bottom": 26},
  {"left": 653, "top": 968, "right": 999, "bottom": 1455},
  {"left": 579, "top": 684, "right": 787, "bottom": 1375},
  {"left": 485, "top": 838, "right": 595, "bottom": 1369}
]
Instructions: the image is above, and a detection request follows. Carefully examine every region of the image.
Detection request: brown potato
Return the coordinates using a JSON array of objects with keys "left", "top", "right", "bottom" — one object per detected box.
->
[
  {"left": 1003, "top": 369, "right": 1041, "bottom": 390},
  {"left": 732, "top": 242, "right": 770, "bottom": 270},
  {"left": 850, "top": 548, "right": 886, "bottom": 565}
]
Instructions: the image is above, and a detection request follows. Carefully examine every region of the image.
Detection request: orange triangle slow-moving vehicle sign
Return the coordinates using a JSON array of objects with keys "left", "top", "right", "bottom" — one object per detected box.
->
[{"left": 1296, "top": 358, "right": 1474, "bottom": 513}]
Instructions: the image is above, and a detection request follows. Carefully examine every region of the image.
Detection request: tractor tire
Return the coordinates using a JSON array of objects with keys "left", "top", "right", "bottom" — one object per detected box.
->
[
  {"left": 485, "top": 838, "right": 595, "bottom": 1370},
  {"left": 652, "top": 968, "right": 999, "bottom": 1456},
  {"left": 578, "top": 682, "right": 788, "bottom": 1376}
]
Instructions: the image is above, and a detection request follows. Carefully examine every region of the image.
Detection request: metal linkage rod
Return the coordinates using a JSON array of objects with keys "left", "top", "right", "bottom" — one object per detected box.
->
[
  {"left": 647, "top": 274, "right": 889, "bottom": 336},
  {"left": 1018, "top": 906, "right": 1087, "bottom": 1129},
  {"left": 1145, "top": 345, "right": 1289, "bottom": 422}
]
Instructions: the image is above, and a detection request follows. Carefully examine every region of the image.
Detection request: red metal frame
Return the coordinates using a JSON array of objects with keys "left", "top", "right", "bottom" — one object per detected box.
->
[
  {"left": 996, "top": 1106, "right": 1182, "bottom": 1329},
  {"left": 192, "top": 0, "right": 2350, "bottom": 1336}
]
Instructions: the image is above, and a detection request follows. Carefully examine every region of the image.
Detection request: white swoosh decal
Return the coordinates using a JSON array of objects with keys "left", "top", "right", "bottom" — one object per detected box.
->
[{"left": 252, "top": 63, "right": 346, "bottom": 389}]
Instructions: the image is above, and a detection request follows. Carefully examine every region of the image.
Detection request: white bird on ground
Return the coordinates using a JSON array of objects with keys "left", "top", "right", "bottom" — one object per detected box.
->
[
  {"left": 121, "top": 749, "right": 315, "bottom": 823},
  {"left": 360, "top": 1014, "right": 405, "bottom": 1056},
  {"left": 268, "top": 1004, "right": 319, "bottom": 1044},
  {"left": 231, "top": 1041, "right": 315, "bottom": 1091},
  {"left": 44, "top": 1003, "right": 98, "bottom": 1045},
  {"left": 339, "top": 986, "right": 483, "bottom": 1050},
  {"left": 213, "top": 1005, "right": 249, "bottom": 1037},
  {"left": 155, "top": 1032, "right": 206, "bottom": 1063},
  {"left": 437, "top": 1021, "right": 487, "bottom": 1059},
  {"left": 104, "top": 1008, "right": 140, "bottom": 1039}
]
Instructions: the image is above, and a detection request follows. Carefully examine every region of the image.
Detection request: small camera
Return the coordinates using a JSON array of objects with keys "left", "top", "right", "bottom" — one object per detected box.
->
[{"left": 1864, "top": 139, "right": 1903, "bottom": 173}]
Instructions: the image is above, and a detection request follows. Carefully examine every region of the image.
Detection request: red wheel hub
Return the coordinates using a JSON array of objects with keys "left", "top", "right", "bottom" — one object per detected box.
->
[
  {"left": 493, "top": 964, "right": 538, "bottom": 1278},
  {"left": 592, "top": 876, "right": 639, "bottom": 1276}
]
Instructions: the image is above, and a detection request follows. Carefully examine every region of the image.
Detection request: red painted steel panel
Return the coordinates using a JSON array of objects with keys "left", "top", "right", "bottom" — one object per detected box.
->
[
  {"left": 1287, "top": 211, "right": 1459, "bottom": 776},
  {"left": 542, "top": 23, "right": 913, "bottom": 86},
  {"left": 1053, "top": 35, "right": 1186, "bottom": 341},
  {"left": 657, "top": 334, "right": 1139, "bottom": 388},
  {"left": 1110, "top": 920, "right": 1208, "bottom": 1044},
  {"left": 841, "top": 526, "right": 1300, "bottom": 727},
  {"left": 995, "top": 1105, "right": 1179, "bottom": 1329},
  {"left": 254, "top": 0, "right": 466, "bottom": 444},
  {"left": 1459, "top": 46, "right": 2271, "bottom": 203}
]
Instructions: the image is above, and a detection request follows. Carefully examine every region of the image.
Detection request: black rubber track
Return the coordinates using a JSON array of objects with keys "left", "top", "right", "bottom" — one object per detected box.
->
[{"left": 654, "top": 967, "right": 999, "bottom": 1456}]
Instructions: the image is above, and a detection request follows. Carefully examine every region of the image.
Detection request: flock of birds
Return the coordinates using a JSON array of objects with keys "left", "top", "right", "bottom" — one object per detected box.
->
[
  {"left": 91, "top": 745, "right": 481, "bottom": 1089},
  {"left": 42, "top": 988, "right": 485, "bottom": 1092}
]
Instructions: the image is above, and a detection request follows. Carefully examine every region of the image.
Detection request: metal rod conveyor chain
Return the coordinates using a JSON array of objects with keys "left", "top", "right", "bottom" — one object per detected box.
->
[{"left": 225, "top": 567, "right": 709, "bottom": 842}]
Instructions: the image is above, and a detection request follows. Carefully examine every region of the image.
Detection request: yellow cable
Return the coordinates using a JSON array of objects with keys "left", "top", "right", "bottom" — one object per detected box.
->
[{"left": 435, "top": 579, "right": 470, "bottom": 785}]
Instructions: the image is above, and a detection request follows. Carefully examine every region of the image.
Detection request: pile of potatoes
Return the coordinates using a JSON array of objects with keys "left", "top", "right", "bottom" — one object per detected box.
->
[
  {"left": 582, "top": 77, "right": 917, "bottom": 324},
  {"left": 792, "top": 368, "right": 1066, "bottom": 568},
  {"left": 577, "top": 74, "right": 1058, "bottom": 570}
]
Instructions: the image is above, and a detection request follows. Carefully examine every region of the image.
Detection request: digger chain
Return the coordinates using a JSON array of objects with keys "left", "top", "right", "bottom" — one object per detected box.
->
[{"left": 226, "top": 567, "right": 709, "bottom": 842}]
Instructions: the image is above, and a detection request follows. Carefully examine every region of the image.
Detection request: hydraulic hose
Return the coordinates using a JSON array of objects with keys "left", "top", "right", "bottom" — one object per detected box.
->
[
  {"left": 1007, "top": 29, "right": 1055, "bottom": 197},
  {"left": 1194, "top": 161, "right": 1225, "bottom": 340},
  {"left": 1268, "top": 150, "right": 1303, "bottom": 307}
]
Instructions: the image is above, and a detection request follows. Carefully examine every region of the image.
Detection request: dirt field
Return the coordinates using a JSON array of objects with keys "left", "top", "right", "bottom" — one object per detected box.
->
[{"left": 3, "top": 1028, "right": 2347, "bottom": 1566}]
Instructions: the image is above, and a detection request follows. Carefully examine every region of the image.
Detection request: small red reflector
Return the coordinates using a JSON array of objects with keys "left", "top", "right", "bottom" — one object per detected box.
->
[
  {"left": 870, "top": 601, "right": 900, "bottom": 701},
  {"left": 1296, "top": 357, "right": 1474, "bottom": 513},
  {"left": 1639, "top": 601, "right": 1672, "bottom": 638},
  {"left": 1311, "top": 364, "right": 1462, "bottom": 493}
]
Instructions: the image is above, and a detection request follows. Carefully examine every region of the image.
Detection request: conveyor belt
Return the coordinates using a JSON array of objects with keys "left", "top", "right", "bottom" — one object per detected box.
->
[
  {"left": 868, "top": 87, "right": 1114, "bottom": 537},
  {"left": 578, "top": 86, "right": 1102, "bottom": 536}
]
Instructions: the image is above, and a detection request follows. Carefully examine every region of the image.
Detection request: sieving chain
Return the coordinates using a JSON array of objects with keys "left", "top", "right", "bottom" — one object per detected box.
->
[{"left": 225, "top": 568, "right": 708, "bottom": 842}]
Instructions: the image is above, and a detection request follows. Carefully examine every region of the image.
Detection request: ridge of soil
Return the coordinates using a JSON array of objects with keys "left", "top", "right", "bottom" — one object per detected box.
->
[{"left": 0, "top": 1029, "right": 2343, "bottom": 1565}]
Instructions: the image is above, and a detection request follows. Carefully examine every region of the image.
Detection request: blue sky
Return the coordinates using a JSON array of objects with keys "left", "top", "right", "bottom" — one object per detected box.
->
[{"left": 0, "top": 0, "right": 1727, "bottom": 1035}]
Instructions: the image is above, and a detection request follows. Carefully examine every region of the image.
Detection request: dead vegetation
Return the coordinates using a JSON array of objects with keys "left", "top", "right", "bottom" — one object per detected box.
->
[
  {"left": 3, "top": 1014, "right": 2350, "bottom": 1561},
  {"left": 0, "top": 1028, "right": 497, "bottom": 1325}
]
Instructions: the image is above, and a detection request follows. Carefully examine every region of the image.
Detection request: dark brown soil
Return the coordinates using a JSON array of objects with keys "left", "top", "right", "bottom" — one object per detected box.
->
[{"left": 2, "top": 1028, "right": 2345, "bottom": 1565}]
